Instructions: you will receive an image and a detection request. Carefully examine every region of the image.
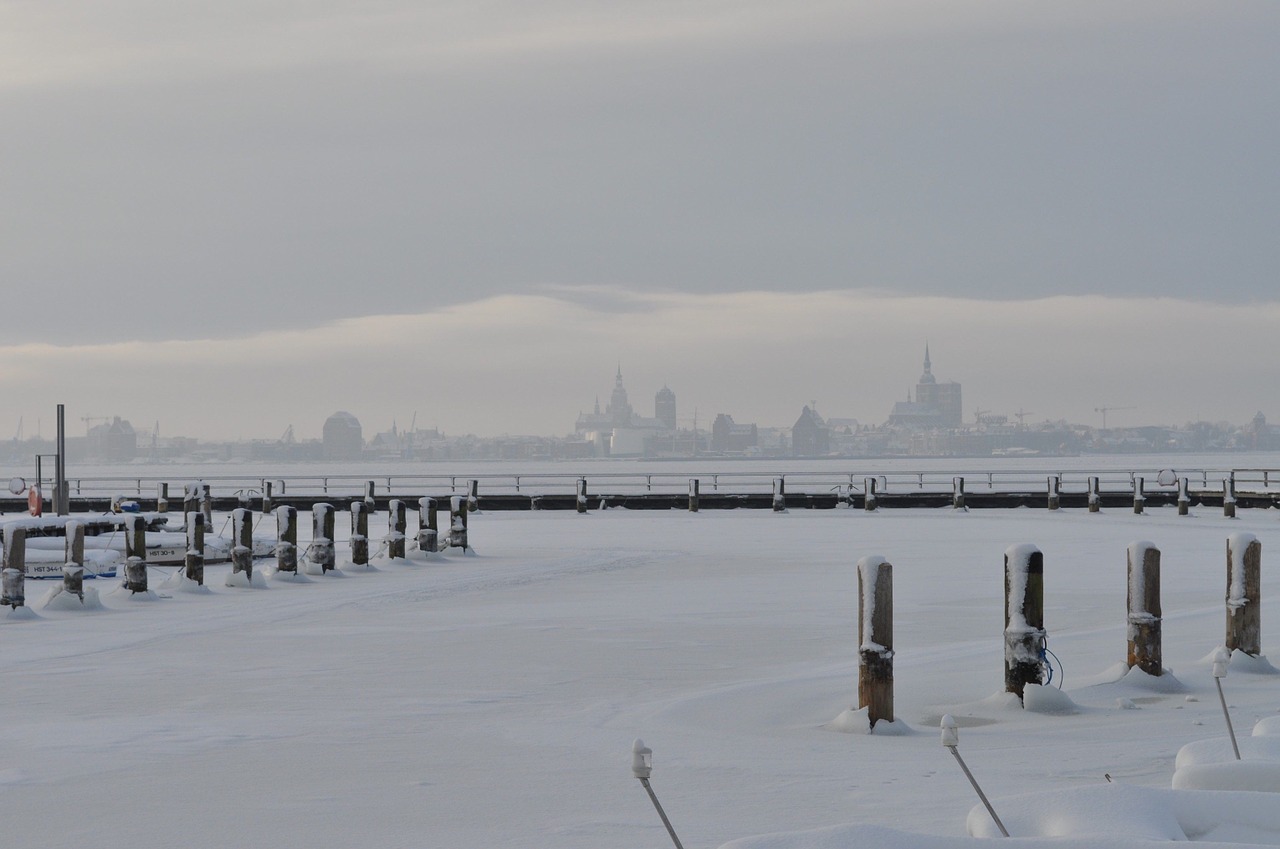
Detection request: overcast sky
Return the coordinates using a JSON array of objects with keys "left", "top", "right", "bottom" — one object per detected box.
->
[{"left": 2, "top": 1, "right": 1277, "bottom": 442}]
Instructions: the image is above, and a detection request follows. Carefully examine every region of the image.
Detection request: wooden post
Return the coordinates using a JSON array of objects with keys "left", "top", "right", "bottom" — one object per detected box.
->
[
  {"left": 1226, "top": 533, "right": 1262, "bottom": 656},
  {"left": 124, "top": 514, "right": 148, "bottom": 593},
  {"left": 364, "top": 480, "right": 376, "bottom": 512},
  {"left": 576, "top": 478, "right": 588, "bottom": 514},
  {"left": 312, "top": 503, "right": 336, "bottom": 573},
  {"left": 262, "top": 480, "right": 274, "bottom": 514},
  {"left": 275, "top": 506, "right": 297, "bottom": 574},
  {"left": 237, "top": 488, "right": 253, "bottom": 512},
  {"left": 449, "top": 495, "right": 469, "bottom": 550},
  {"left": 201, "top": 483, "right": 214, "bottom": 533},
  {"left": 864, "top": 477, "right": 878, "bottom": 511},
  {"left": 857, "top": 556, "right": 894, "bottom": 727},
  {"left": 231, "top": 507, "right": 254, "bottom": 582},
  {"left": 688, "top": 479, "right": 699, "bottom": 513},
  {"left": 388, "top": 499, "right": 407, "bottom": 559},
  {"left": 64, "top": 520, "right": 85, "bottom": 600},
  {"left": 1088, "top": 476, "right": 1101, "bottom": 513},
  {"left": 186, "top": 511, "right": 205, "bottom": 585},
  {"left": 1178, "top": 477, "right": 1190, "bottom": 516},
  {"left": 772, "top": 478, "right": 786, "bottom": 512},
  {"left": 1132, "top": 476, "right": 1145, "bottom": 515},
  {"left": 1047, "top": 475, "right": 1060, "bottom": 511},
  {"left": 156, "top": 482, "right": 169, "bottom": 513},
  {"left": 952, "top": 476, "right": 966, "bottom": 510},
  {"left": 183, "top": 482, "right": 200, "bottom": 520},
  {"left": 1127, "top": 542, "right": 1162, "bottom": 676},
  {"left": 467, "top": 479, "right": 479, "bottom": 513},
  {"left": 1004, "top": 544, "right": 1045, "bottom": 700},
  {"left": 1, "top": 526, "right": 26, "bottom": 608},
  {"left": 1223, "top": 476, "right": 1237, "bottom": 519},
  {"left": 418, "top": 497, "right": 438, "bottom": 553},
  {"left": 349, "top": 501, "right": 369, "bottom": 566}
]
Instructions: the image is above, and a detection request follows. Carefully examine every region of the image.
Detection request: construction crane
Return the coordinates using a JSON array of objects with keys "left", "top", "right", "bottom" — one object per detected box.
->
[
  {"left": 1014, "top": 409, "right": 1035, "bottom": 427},
  {"left": 1094, "top": 406, "right": 1135, "bottom": 430}
]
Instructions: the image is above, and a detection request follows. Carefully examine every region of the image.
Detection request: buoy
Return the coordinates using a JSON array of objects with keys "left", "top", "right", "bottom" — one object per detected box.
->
[{"left": 28, "top": 484, "right": 41, "bottom": 517}]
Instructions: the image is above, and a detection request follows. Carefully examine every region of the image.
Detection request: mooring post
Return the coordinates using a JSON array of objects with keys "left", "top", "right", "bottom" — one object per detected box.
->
[
  {"left": 1004, "top": 544, "right": 1045, "bottom": 700},
  {"left": 1132, "top": 476, "right": 1145, "bottom": 515},
  {"left": 1047, "top": 475, "right": 1060, "bottom": 511},
  {"left": 857, "top": 556, "right": 894, "bottom": 728},
  {"left": 772, "top": 478, "right": 786, "bottom": 512},
  {"left": 262, "top": 480, "right": 273, "bottom": 514},
  {"left": 418, "top": 497, "right": 439, "bottom": 553},
  {"left": 124, "top": 514, "right": 147, "bottom": 593},
  {"left": 201, "top": 483, "right": 214, "bottom": 532},
  {"left": 1226, "top": 533, "right": 1261, "bottom": 656},
  {"left": 183, "top": 482, "right": 199, "bottom": 520},
  {"left": 1, "top": 526, "right": 26, "bottom": 608},
  {"left": 864, "top": 477, "right": 878, "bottom": 511},
  {"left": 467, "top": 479, "right": 479, "bottom": 513},
  {"left": 64, "top": 520, "right": 85, "bottom": 600},
  {"left": 274, "top": 506, "right": 297, "bottom": 574},
  {"left": 388, "top": 499, "right": 407, "bottom": 559},
  {"left": 349, "top": 501, "right": 369, "bottom": 567},
  {"left": 953, "top": 476, "right": 966, "bottom": 510},
  {"left": 186, "top": 511, "right": 205, "bottom": 585},
  {"left": 364, "top": 480, "right": 376, "bottom": 513},
  {"left": 1088, "top": 476, "right": 1101, "bottom": 513},
  {"left": 313, "top": 503, "right": 336, "bottom": 572},
  {"left": 576, "top": 478, "right": 588, "bottom": 514},
  {"left": 688, "top": 479, "right": 699, "bottom": 513},
  {"left": 1223, "top": 476, "right": 1237, "bottom": 519},
  {"left": 156, "top": 482, "right": 169, "bottom": 514},
  {"left": 1127, "top": 541, "right": 1162, "bottom": 676},
  {"left": 449, "top": 495, "right": 469, "bottom": 550},
  {"left": 1178, "top": 477, "right": 1191, "bottom": 516},
  {"left": 231, "top": 507, "right": 254, "bottom": 582}
]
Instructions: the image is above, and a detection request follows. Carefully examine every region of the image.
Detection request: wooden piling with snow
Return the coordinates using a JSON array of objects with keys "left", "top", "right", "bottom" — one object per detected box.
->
[
  {"left": 688, "top": 479, "right": 699, "bottom": 513},
  {"left": 467, "top": 479, "right": 479, "bottom": 513},
  {"left": 449, "top": 496, "right": 468, "bottom": 550},
  {"left": 312, "top": 503, "right": 336, "bottom": 572},
  {"left": 156, "top": 482, "right": 169, "bottom": 513},
  {"left": 1, "top": 526, "right": 26, "bottom": 608},
  {"left": 1004, "top": 544, "right": 1045, "bottom": 700},
  {"left": 231, "top": 507, "right": 253, "bottom": 582},
  {"left": 772, "top": 478, "right": 786, "bottom": 512},
  {"left": 1224, "top": 476, "right": 1237, "bottom": 519},
  {"left": 1132, "top": 477, "right": 1145, "bottom": 515},
  {"left": 417, "top": 497, "right": 439, "bottom": 553},
  {"left": 185, "top": 512, "right": 205, "bottom": 585},
  {"left": 1088, "top": 477, "right": 1101, "bottom": 513},
  {"left": 349, "top": 501, "right": 369, "bottom": 567},
  {"left": 952, "top": 477, "right": 966, "bottom": 510},
  {"left": 576, "top": 478, "right": 588, "bottom": 514},
  {"left": 1047, "top": 476, "right": 1060, "bottom": 511},
  {"left": 1127, "top": 542, "right": 1162, "bottom": 676},
  {"left": 1178, "top": 477, "right": 1190, "bottom": 516},
  {"left": 1226, "top": 534, "right": 1261, "bottom": 656},
  {"left": 64, "top": 520, "right": 85, "bottom": 600},
  {"left": 857, "top": 556, "right": 894, "bottom": 727},
  {"left": 123, "top": 514, "right": 147, "bottom": 593},
  {"left": 262, "top": 480, "right": 274, "bottom": 514},
  {"left": 864, "top": 477, "right": 878, "bottom": 512},
  {"left": 388, "top": 499, "right": 407, "bottom": 559},
  {"left": 364, "top": 480, "right": 376, "bottom": 512},
  {"left": 274, "top": 507, "right": 296, "bottom": 574}
]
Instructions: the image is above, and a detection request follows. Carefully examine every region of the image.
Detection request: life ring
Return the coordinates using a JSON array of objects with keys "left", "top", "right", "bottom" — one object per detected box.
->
[{"left": 28, "top": 484, "right": 42, "bottom": 517}]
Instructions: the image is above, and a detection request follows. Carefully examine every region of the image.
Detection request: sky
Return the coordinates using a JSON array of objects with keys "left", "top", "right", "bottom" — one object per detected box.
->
[{"left": 1, "top": 1, "right": 1277, "bottom": 441}]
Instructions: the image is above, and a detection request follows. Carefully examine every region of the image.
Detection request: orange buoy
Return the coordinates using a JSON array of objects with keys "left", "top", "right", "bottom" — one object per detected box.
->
[{"left": 28, "top": 484, "right": 41, "bottom": 517}]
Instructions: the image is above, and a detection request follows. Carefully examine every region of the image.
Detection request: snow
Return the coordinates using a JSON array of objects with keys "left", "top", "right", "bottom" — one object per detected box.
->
[
  {"left": 3, "top": 501, "right": 1280, "bottom": 847},
  {"left": 1228, "top": 532, "right": 1259, "bottom": 610}
]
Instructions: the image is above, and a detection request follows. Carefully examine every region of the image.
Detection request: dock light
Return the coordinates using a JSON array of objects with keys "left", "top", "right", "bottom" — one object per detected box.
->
[
  {"left": 1212, "top": 649, "right": 1241, "bottom": 760},
  {"left": 631, "top": 739, "right": 685, "bottom": 849},
  {"left": 940, "top": 715, "right": 1009, "bottom": 838}
]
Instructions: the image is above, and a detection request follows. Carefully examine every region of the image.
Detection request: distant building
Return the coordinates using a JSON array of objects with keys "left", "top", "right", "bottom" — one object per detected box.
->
[
  {"left": 655, "top": 386, "right": 677, "bottom": 431},
  {"left": 322, "top": 411, "right": 364, "bottom": 461},
  {"left": 711, "top": 413, "right": 758, "bottom": 453},
  {"left": 574, "top": 368, "right": 675, "bottom": 456},
  {"left": 888, "top": 346, "right": 962, "bottom": 428},
  {"left": 86, "top": 417, "right": 138, "bottom": 462},
  {"left": 791, "top": 405, "right": 830, "bottom": 456}
]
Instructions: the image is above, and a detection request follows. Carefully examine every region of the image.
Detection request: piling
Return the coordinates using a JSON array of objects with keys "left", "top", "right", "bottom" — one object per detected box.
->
[
  {"left": 952, "top": 476, "right": 966, "bottom": 510},
  {"left": 1223, "top": 476, "right": 1237, "bottom": 519},
  {"left": 364, "top": 480, "right": 376, "bottom": 512},
  {"left": 275, "top": 506, "right": 297, "bottom": 574},
  {"left": 186, "top": 511, "right": 205, "bottom": 585},
  {"left": 467, "top": 479, "right": 479, "bottom": 513},
  {"left": 64, "top": 520, "right": 85, "bottom": 600},
  {"left": 201, "top": 483, "right": 213, "bottom": 533},
  {"left": 449, "top": 495, "right": 469, "bottom": 550},
  {"left": 1178, "top": 477, "right": 1190, "bottom": 516},
  {"left": 772, "top": 478, "right": 786, "bottom": 512},
  {"left": 231, "top": 507, "right": 254, "bottom": 582},
  {"left": 1127, "top": 542, "right": 1162, "bottom": 676},
  {"left": 864, "top": 477, "right": 878, "bottom": 512},
  {"left": 156, "top": 482, "right": 169, "bottom": 513},
  {"left": 388, "top": 499, "right": 407, "bottom": 559},
  {"left": 1226, "top": 534, "right": 1261, "bottom": 656},
  {"left": 576, "top": 478, "right": 588, "bottom": 514},
  {"left": 1088, "top": 477, "right": 1101, "bottom": 513},
  {"left": 418, "top": 497, "right": 439, "bottom": 553},
  {"left": 857, "top": 556, "right": 894, "bottom": 727},
  {"left": 1132, "top": 477, "right": 1145, "bottom": 515},
  {"left": 688, "top": 479, "right": 700, "bottom": 513},
  {"left": 1047, "top": 476, "right": 1060, "bottom": 511},
  {"left": 1004, "top": 544, "right": 1045, "bottom": 700},
  {"left": 312, "top": 503, "right": 336, "bottom": 573},
  {"left": 123, "top": 514, "right": 148, "bottom": 593},
  {"left": 349, "top": 501, "right": 369, "bottom": 567},
  {"left": 1, "top": 526, "right": 26, "bottom": 608},
  {"left": 183, "top": 482, "right": 200, "bottom": 520},
  {"left": 263, "top": 480, "right": 274, "bottom": 514}
]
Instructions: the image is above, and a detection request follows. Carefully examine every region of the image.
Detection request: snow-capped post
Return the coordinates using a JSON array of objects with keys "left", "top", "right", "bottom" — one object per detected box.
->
[
  {"left": 349, "top": 501, "right": 369, "bottom": 567},
  {"left": 864, "top": 477, "right": 878, "bottom": 511},
  {"left": 772, "top": 477, "right": 786, "bottom": 512},
  {"left": 952, "top": 476, "right": 966, "bottom": 510},
  {"left": 576, "top": 478, "right": 588, "bottom": 514},
  {"left": 312, "top": 503, "right": 335, "bottom": 573},
  {"left": 182, "top": 482, "right": 199, "bottom": 520},
  {"left": 156, "top": 482, "right": 169, "bottom": 513},
  {"left": 1225, "top": 533, "right": 1261, "bottom": 656},
  {"left": 940, "top": 716, "right": 1009, "bottom": 838},
  {"left": 1178, "top": 477, "right": 1191, "bottom": 516},
  {"left": 364, "top": 480, "right": 376, "bottom": 513},
  {"left": 64, "top": 520, "right": 85, "bottom": 600},
  {"left": 231, "top": 507, "right": 253, "bottom": 582},
  {"left": 449, "top": 495, "right": 468, "bottom": 550},
  {"left": 1212, "top": 649, "right": 1241, "bottom": 760},
  {"left": 262, "top": 480, "right": 273, "bottom": 514},
  {"left": 1047, "top": 475, "right": 1060, "bottom": 511},
  {"left": 237, "top": 488, "right": 253, "bottom": 512},
  {"left": 467, "top": 479, "right": 479, "bottom": 513},
  {"left": 274, "top": 506, "right": 296, "bottom": 574},
  {"left": 1127, "top": 541, "right": 1162, "bottom": 676},
  {"left": 687, "top": 479, "right": 699, "bottom": 513},
  {"left": 387, "top": 499, "right": 407, "bottom": 559},
  {"left": 201, "top": 483, "right": 214, "bottom": 533},
  {"left": 1223, "top": 475, "right": 1237, "bottom": 519},
  {"left": 857, "top": 556, "right": 894, "bottom": 727},
  {"left": 1004, "top": 544, "right": 1045, "bottom": 700},
  {"left": 186, "top": 511, "right": 205, "bottom": 585},
  {"left": 631, "top": 739, "right": 686, "bottom": 849},
  {"left": 1, "top": 526, "right": 26, "bottom": 608},
  {"left": 418, "top": 497, "right": 438, "bottom": 553},
  {"left": 123, "top": 514, "right": 147, "bottom": 593},
  {"left": 1132, "top": 476, "right": 1145, "bottom": 515},
  {"left": 1088, "top": 476, "right": 1101, "bottom": 513}
]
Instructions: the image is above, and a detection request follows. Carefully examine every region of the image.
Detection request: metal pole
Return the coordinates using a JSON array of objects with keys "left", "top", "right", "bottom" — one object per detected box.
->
[
  {"left": 638, "top": 777, "right": 685, "bottom": 849},
  {"left": 947, "top": 746, "right": 1009, "bottom": 837},
  {"left": 1215, "top": 677, "right": 1241, "bottom": 760},
  {"left": 56, "top": 404, "right": 67, "bottom": 515}
]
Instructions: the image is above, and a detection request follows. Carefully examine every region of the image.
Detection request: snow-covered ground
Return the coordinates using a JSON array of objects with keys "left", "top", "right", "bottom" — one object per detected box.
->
[{"left": 3, "top": 501, "right": 1279, "bottom": 848}]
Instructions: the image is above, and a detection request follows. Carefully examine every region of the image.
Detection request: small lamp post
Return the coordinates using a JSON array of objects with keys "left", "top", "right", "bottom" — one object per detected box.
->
[
  {"left": 940, "top": 715, "right": 1009, "bottom": 837},
  {"left": 632, "top": 739, "right": 685, "bottom": 849},
  {"left": 1212, "top": 649, "right": 1241, "bottom": 760}
]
